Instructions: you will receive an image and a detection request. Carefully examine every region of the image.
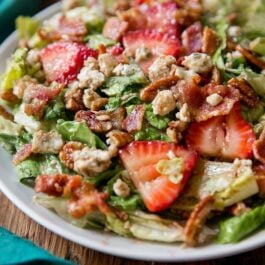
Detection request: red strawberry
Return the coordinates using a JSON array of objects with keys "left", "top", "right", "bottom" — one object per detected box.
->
[
  {"left": 119, "top": 141, "right": 197, "bottom": 212},
  {"left": 186, "top": 103, "right": 256, "bottom": 159},
  {"left": 40, "top": 41, "right": 98, "bottom": 84},
  {"left": 144, "top": 2, "right": 180, "bottom": 37},
  {"left": 123, "top": 30, "right": 180, "bottom": 72}
]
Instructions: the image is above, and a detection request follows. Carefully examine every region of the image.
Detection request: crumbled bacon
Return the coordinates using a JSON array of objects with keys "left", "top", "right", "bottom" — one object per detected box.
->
[
  {"left": 140, "top": 75, "right": 179, "bottom": 101},
  {"left": 75, "top": 108, "right": 125, "bottom": 133},
  {"left": 181, "top": 22, "right": 202, "bottom": 54},
  {"left": 253, "top": 127, "right": 265, "bottom": 164},
  {"left": 103, "top": 17, "right": 128, "bottom": 41},
  {"left": 59, "top": 141, "right": 84, "bottom": 169},
  {"left": 228, "top": 78, "right": 259, "bottom": 108},
  {"left": 202, "top": 26, "right": 220, "bottom": 55},
  {"left": 39, "top": 16, "right": 87, "bottom": 42},
  {"left": 184, "top": 196, "right": 214, "bottom": 246},
  {"left": 35, "top": 174, "right": 82, "bottom": 197},
  {"left": 0, "top": 105, "right": 13, "bottom": 121},
  {"left": 122, "top": 105, "right": 146, "bottom": 133},
  {"left": 12, "top": 144, "right": 33, "bottom": 165},
  {"left": 35, "top": 173, "right": 110, "bottom": 218},
  {"left": 195, "top": 84, "right": 240, "bottom": 122},
  {"left": 236, "top": 45, "right": 265, "bottom": 70},
  {"left": 23, "top": 83, "right": 63, "bottom": 116}
]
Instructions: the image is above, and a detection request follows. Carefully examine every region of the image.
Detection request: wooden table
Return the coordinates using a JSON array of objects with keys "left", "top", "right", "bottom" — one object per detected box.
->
[{"left": 1, "top": 191, "right": 265, "bottom": 265}]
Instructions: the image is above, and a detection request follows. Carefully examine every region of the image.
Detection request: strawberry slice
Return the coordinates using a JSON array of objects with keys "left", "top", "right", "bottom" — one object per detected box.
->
[
  {"left": 119, "top": 141, "right": 197, "bottom": 212},
  {"left": 40, "top": 41, "right": 98, "bottom": 85},
  {"left": 123, "top": 30, "right": 180, "bottom": 72},
  {"left": 186, "top": 103, "right": 256, "bottom": 159},
  {"left": 144, "top": 2, "right": 180, "bottom": 37}
]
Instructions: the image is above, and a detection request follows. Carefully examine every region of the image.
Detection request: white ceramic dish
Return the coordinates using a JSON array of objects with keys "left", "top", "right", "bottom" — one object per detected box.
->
[{"left": 0, "top": 2, "right": 265, "bottom": 262}]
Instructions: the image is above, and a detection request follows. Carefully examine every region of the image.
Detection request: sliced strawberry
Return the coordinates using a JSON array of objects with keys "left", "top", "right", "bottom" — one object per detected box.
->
[
  {"left": 186, "top": 103, "right": 256, "bottom": 159},
  {"left": 144, "top": 2, "right": 180, "bottom": 37},
  {"left": 119, "top": 141, "right": 197, "bottom": 212},
  {"left": 123, "top": 30, "right": 180, "bottom": 72},
  {"left": 40, "top": 41, "right": 98, "bottom": 84}
]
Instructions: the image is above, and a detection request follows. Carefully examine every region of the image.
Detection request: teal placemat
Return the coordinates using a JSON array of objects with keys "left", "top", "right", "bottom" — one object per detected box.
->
[
  {"left": 0, "top": 226, "right": 75, "bottom": 265},
  {"left": 0, "top": 0, "right": 40, "bottom": 42}
]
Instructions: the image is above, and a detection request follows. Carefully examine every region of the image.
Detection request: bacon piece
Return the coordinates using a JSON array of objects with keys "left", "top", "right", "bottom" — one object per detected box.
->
[
  {"left": 39, "top": 16, "right": 87, "bottom": 42},
  {"left": 236, "top": 45, "right": 265, "bottom": 70},
  {"left": 35, "top": 174, "right": 82, "bottom": 197},
  {"left": 184, "top": 196, "right": 214, "bottom": 246},
  {"left": 195, "top": 84, "right": 240, "bottom": 122},
  {"left": 23, "top": 83, "right": 63, "bottom": 116},
  {"left": 140, "top": 75, "right": 179, "bottom": 101},
  {"left": 103, "top": 17, "right": 128, "bottom": 41},
  {"left": 59, "top": 141, "right": 84, "bottom": 169},
  {"left": 171, "top": 79, "right": 204, "bottom": 110},
  {"left": 67, "top": 182, "right": 110, "bottom": 218},
  {"left": 253, "top": 127, "right": 265, "bottom": 164},
  {"left": 181, "top": 22, "right": 202, "bottom": 54},
  {"left": 254, "top": 164, "right": 265, "bottom": 195},
  {"left": 0, "top": 105, "right": 13, "bottom": 121},
  {"left": 75, "top": 108, "right": 125, "bottom": 133},
  {"left": 228, "top": 78, "right": 259, "bottom": 108},
  {"left": 122, "top": 105, "right": 145, "bottom": 133},
  {"left": 12, "top": 144, "right": 33, "bottom": 165},
  {"left": 202, "top": 26, "right": 220, "bottom": 55}
]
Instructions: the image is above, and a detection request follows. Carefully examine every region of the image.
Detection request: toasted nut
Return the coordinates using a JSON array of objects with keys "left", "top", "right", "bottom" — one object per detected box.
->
[{"left": 202, "top": 27, "right": 220, "bottom": 55}]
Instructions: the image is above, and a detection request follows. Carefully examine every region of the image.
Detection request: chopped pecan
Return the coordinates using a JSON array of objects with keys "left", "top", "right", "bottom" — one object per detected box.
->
[
  {"left": 140, "top": 75, "right": 179, "bottom": 101},
  {"left": 228, "top": 78, "right": 259, "bottom": 108},
  {"left": 184, "top": 196, "right": 214, "bottom": 246},
  {"left": 12, "top": 144, "right": 33, "bottom": 165},
  {"left": 253, "top": 127, "right": 265, "bottom": 164},
  {"left": 211, "top": 66, "right": 221, "bottom": 84},
  {"left": 122, "top": 105, "right": 145, "bottom": 133},
  {"left": 59, "top": 141, "right": 84, "bottom": 169},
  {"left": 202, "top": 27, "right": 220, "bottom": 55},
  {"left": 0, "top": 90, "right": 20, "bottom": 104},
  {"left": 65, "top": 85, "right": 85, "bottom": 112},
  {"left": 83, "top": 90, "right": 108, "bottom": 111},
  {"left": 106, "top": 130, "right": 133, "bottom": 148},
  {"left": 75, "top": 108, "right": 125, "bottom": 133},
  {"left": 254, "top": 164, "right": 265, "bottom": 195},
  {"left": 0, "top": 105, "right": 13, "bottom": 120},
  {"left": 236, "top": 45, "right": 265, "bottom": 69}
]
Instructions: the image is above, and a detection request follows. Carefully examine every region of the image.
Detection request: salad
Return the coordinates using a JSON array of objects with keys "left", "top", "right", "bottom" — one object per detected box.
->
[{"left": 1, "top": 0, "right": 265, "bottom": 247}]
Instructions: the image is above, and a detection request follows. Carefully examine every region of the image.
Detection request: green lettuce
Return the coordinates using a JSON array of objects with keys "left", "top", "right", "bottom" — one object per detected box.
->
[
  {"left": 249, "top": 37, "right": 265, "bottom": 56},
  {"left": 56, "top": 120, "right": 106, "bottom": 149},
  {"left": 0, "top": 48, "right": 27, "bottom": 90},
  {"left": 87, "top": 34, "right": 116, "bottom": 49},
  {"left": 16, "top": 16, "right": 40, "bottom": 41},
  {"left": 242, "top": 102, "right": 264, "bottom": 124},
  {"left": 145, "top": 104, "right": 170, "bottom": 130},
  {"left": 218, "top": 202, "right": 265, "bottom": 243},
  {"left": 134, "top": 127, "right": 170, "bottom": 141}
]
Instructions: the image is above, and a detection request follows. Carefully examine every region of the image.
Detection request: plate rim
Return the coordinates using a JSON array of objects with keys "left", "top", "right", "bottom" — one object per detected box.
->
[{"left": 0, "top": 2, "right": 265, "bottom": 262}]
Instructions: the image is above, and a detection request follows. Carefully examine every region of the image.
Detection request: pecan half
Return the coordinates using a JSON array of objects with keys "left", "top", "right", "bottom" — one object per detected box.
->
[
  {"left": 202, "top": 26, "right": 220, "bottom": 55},
  {"left": 236, "top": 45, "right": 265, "bottom": 69},
  {"left": 228, "top": 77, "right": 259, "bottom": 108},
  {"left": 106, "top": 130, "right": 133, "bottom": 148},
  {"left": 65, "top": 86, "right": 85, "bottom": 112},
  {"left": 140, "top": 75, "right": 179, "bottom": 101},
  {"left": 184, "top": 196, "right": 214, "bottom": 246}
]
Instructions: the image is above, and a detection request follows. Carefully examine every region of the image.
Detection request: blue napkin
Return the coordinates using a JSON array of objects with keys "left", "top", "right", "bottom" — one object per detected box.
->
[
  {"left": 0, "top": 0, "right": 40, "bottom": 42},
  {"left": 0, "top": 226, "right": 75, "bottom": 265}
]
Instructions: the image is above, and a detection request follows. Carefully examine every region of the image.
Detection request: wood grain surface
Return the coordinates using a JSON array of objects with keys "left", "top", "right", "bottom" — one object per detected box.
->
[{"left": 1, "top": 191, "right": 265, "bottom": 265}]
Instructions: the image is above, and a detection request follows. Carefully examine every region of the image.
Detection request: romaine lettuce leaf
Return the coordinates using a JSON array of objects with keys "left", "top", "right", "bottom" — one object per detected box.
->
[
  {"left": 56, "top": 120, "right": 106, "bottom": 149},
  {"left": 134, "top": 127, "right": 170, "bottom": 141},
  {"left": 0, "top": 48, "right": 27, "bottom": 90},
  {"left": 218, "top": 202, "right": 265, "bottom": 243},
  {"left": 16, "top": 16, "right": 40, "bottom": 41}
]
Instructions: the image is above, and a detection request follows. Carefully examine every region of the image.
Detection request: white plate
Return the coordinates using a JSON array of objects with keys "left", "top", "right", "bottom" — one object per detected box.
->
[{"left": 0, "top": 2, "right": 265, "bottom": 262}]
